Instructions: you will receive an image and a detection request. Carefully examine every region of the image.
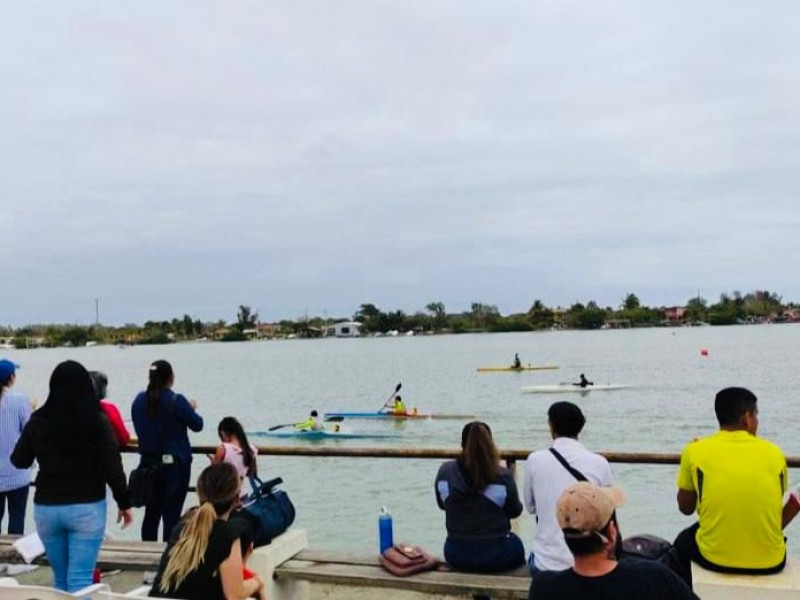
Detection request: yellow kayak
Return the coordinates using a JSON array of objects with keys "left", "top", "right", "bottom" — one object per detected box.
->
[{"left": 476, "top": 365, "right": 560, "bottom": 372}]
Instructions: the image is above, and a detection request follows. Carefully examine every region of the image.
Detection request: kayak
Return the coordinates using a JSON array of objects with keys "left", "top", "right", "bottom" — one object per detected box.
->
[
  {"left": 323, "top": 411, "right": 475, "bottom": 420},
  {"left": 477, "top": 365, "right": 559, "bottom": 372},
  {"left": 249, "top": 430, "right": 401, "bottom": 440},
  {"left": 520, "top": 384, "right": 632, "bottom": 394}
]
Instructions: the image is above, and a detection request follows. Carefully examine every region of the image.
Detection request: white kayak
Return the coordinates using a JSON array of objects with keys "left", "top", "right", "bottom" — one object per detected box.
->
[{"left": 520, "top": 384, "right": 632, "bottom": 394}]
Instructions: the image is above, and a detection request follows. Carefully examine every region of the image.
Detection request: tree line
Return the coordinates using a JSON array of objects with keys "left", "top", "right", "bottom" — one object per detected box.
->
[{"left": 0, "top": 290, "right": 794, "bottom": 347}]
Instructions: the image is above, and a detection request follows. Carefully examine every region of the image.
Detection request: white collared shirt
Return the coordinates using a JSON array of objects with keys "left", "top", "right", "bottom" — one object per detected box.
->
[{"left": 523, "top": 437, "right": 614, "bottom": 571}]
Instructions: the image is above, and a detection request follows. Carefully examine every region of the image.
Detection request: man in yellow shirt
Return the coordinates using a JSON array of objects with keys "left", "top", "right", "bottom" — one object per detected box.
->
[{"left": 673, "top": 387, "right": 800, "bottom": 588}]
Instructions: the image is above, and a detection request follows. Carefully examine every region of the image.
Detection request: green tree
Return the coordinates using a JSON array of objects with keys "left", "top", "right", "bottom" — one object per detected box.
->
[
  {"left": 528, "top": 299, "right": 555, "bottom": 330},
  {"left": 425, "top": 301, "right": 447, "bottom": 330},
  {"left": 622, "top": 293, "right": 640, "bottom": 311},
  {"left": 236, "top": 305, "right": 258, "bottom": 330}
]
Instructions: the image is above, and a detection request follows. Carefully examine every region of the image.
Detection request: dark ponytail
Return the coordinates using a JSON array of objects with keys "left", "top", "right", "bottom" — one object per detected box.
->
[{"left": 147, "top": 360, "right": 174, "bottom": 418}]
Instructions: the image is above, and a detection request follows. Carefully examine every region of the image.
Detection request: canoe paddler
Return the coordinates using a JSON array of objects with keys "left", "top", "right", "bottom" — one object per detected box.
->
[
  {"left": 512, "top": 353, "right": 522, "bottom": 369},
  {"left": 391, "top": 395, "right": 406, "bottom": 415},
  {"left": 295, "top": 410, "right": 323, "bottom": 431}
]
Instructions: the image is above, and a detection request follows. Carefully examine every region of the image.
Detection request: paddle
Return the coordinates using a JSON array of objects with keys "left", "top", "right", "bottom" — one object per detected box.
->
[
  {"left": 268, "top": 416, "right": 344, "bottom": 431},
  {"left": 380, "top": 382, "right": 402, "bottom": 412}
]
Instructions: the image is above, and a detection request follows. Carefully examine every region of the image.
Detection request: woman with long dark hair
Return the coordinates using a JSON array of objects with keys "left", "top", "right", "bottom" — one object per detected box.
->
[
  {"left": 131, "top": 359, "right": 203, "bottom": 541},
  {"left": 212, "top": 417, "right": 257, "bottom": 479},
  {"left": 150, "top": 462, "right": 265, "bottom": 599},
  {"left": 434, "top": 421, "right": 525, "bottom": 572},
  {"left": 11, "top": 360, "right": 133, "bottom": 592}
]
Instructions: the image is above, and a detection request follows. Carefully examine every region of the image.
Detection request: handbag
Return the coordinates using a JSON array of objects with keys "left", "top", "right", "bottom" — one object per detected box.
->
[
  {"left": 237, "top": 475, "right": 296, "bottom": 547},
  {"left": 379, "top": 543, "right": 440, "bottom": 576},
  {"left": 128, "top": 463, "right": 160, "bottom": 508}
]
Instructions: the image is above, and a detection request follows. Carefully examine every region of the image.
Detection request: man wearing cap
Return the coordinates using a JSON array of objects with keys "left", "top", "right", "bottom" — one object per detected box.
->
[
  {"left": 673, "top": 387, "right": 800, "bottom": 586},
  {"left": 0, "top": 359, "right": 33, "bottom": 534},
  {"left": 522, "top": 401, "right": 614, "bottom": 572},
  {"left": 530, "top": 482, "right": 698, "bottom": 599}
]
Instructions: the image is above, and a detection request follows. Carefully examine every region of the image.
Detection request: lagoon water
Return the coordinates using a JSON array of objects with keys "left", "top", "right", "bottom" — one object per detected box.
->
[{"left": 7, "top": 325, "right": 800, "bottom": 555}]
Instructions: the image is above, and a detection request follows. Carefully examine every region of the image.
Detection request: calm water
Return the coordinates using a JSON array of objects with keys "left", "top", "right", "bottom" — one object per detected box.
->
[{"left": 6, "top": 325, "right": 800, "bottom": 555}]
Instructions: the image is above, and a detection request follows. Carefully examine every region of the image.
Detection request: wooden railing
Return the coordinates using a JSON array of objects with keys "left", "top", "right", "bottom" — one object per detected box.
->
[{"left": 120, "top": 445, "right": 800, "bottom": 468}]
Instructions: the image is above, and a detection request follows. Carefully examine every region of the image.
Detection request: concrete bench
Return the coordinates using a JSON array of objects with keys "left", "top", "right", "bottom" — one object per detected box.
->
[
  {"left": 692, "top": 559, "right": 800, "bottom": 600},
  {"left": 272, "top": 548, "right": 530, "bottom": 600}
]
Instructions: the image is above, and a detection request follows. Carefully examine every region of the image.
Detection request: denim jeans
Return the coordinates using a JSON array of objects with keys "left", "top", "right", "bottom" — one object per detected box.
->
[
  {"left": 444, "top": 532, "right": 525, "bottom": 573},
  {"left": 141, "top": 461, "right": 191, "bottom": 542},
  {"left": 0, "top": 485, "right": 29, "bottom": 534},
  {"left": 34, "top": 500, "right": 106, "bottom": 592}
]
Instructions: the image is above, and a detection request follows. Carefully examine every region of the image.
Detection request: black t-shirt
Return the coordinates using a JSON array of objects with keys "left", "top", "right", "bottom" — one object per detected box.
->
[
  {"left": 529, "top": 559, "right": 700, "bottom": 600},
  {"left": 150, "top": 517, "right": 238, "bottom": 599}
]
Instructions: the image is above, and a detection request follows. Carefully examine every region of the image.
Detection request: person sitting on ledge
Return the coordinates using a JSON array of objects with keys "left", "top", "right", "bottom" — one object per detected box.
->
[
  {"left": 530, "top": 482, "right": 698, "bottom": 599},
  {"left": 435, "top": 421, "right": 525, "bottom": 573},
  {"left": 150, "top": 463, "right": 265, "bottom": 600},
  {"left": 673, "top": 386, "right": 800, "bottom": 588}
]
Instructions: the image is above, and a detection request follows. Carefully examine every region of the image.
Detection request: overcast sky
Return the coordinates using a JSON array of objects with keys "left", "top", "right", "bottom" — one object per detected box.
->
[{"left": 2, "top": 2, "right": 799, "bottom": 326}]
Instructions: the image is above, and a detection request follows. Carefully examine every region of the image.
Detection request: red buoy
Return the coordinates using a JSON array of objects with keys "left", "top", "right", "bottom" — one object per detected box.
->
[{"left": 700, "top": 349, "right": 709, "bottom": 356}]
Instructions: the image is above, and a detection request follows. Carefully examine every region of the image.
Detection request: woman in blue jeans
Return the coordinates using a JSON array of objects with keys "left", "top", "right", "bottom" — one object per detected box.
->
[
  {"left": 11, "top": 360, "right": 133, "bottom": 592},
  {"left": 131, "top": 359, "right": 203, "bottom": 541},
  {"left": 434, "top": 421, "right": 525, "bottom": 573}
]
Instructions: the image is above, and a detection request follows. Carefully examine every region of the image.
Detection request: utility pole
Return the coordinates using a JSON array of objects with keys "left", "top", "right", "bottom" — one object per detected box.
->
[{"left": 95, "top": 298, "right": 100, "bottom": 325}]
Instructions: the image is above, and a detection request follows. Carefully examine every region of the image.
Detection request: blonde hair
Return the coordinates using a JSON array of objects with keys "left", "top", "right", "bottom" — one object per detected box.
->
[{"left": 159, "top": 463, "right": 240, "bottom": 594}]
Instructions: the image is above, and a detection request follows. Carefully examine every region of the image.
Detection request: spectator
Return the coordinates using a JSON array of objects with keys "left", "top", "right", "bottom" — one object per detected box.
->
[
  {"left": 435, "top": 421, "right": 525, "bottom": 573},
  {"left": 132, "top": 359, "right": 203, "bottom": 542},
  {"left": 523, "top": 401, "right": 614, "bottom": 573},
  {"left": 149, "top": 462, "right": 265, "bottom": 599},
  {"left": 673, "top": 387, "right": 799, "bottom": 587},
  {"left": 11, "top": 360, "right": 132, "bottom": 592},
  {"left": 530, "top": 482, "right": 698, "bottom": 599},
  {"left": 90, "top": 370, "right": 131, "bottom": 446},
  {"left": 212, "top": 416, "right": 258, "bottom": 479},
  {"left": 0, "top": 359, "right": 32, "bottom": 534}
]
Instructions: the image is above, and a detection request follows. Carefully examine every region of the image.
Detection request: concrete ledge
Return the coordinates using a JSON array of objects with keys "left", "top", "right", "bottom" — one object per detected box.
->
[
  {"left": 273, "top": 549, "right": 529, "bottom": 600},
  {"left": 249, "top": 528, "right": 309, "bottom": 600},
  {"left": 692, "top": 559, "right": 800, "bottom": 599}
]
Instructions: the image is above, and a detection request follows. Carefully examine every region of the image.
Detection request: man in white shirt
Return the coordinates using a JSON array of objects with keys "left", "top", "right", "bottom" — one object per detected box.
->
[{"left": 523, "top": 401, "right": 615, "bottom": 573}]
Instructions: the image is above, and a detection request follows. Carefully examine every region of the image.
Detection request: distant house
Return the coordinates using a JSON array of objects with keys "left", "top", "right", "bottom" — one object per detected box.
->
[
  {"left": 328, "top": 321, "right": 362, "bottom": 338},
  {"left": 664, "top": 306, "right": 686, "bottom": 323}
]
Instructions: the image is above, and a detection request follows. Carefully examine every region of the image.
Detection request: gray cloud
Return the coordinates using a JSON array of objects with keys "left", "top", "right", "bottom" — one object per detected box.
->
[{"left": 2, "top": 1, "right": 799, "bottom": 325}]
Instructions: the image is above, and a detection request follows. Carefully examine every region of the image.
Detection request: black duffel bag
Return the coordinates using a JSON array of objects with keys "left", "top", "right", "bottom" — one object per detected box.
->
[{"left": 620, "top": 534, "right": 682, "bottom": 576}]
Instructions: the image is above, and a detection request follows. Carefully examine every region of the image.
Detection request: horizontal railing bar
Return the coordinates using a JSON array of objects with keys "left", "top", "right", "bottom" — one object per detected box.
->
[{"left": 118, "top": 445, "right": 800, "bottom": 468}]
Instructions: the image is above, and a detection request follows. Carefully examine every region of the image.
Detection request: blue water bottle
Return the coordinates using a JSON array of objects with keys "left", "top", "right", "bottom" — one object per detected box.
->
[{"left": 378, "top": 506, "right": 393, "bottom": 553}]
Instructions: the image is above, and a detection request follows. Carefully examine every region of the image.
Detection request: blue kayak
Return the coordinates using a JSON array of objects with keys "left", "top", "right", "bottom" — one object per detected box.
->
[
  {"left": 323, "top": 411, "right": 474, "bottom": 420},
  {"left": 249, "top": 429, "right": 400, "bottom": 440}
]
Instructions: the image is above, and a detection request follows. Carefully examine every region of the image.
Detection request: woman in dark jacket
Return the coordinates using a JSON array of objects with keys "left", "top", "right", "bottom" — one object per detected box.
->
[
  {"left": 11, "top": 360, "right": 132, "bottom": 592},
  {"left": 131, "top": 359, "right": 203, "bottom": 541},
  {"left": 434, "top": 421, "right": 525, "bottom": 573}
]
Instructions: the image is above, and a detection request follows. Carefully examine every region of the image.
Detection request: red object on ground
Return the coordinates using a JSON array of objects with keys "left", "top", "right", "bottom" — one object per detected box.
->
[{"left": 93, "top": 567, "right": 102, "bottom": 583}]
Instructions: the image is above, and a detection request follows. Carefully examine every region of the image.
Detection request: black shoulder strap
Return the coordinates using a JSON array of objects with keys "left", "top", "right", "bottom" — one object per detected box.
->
[{"left": 549, "top": 447, "right": 588, "bottom": 482}]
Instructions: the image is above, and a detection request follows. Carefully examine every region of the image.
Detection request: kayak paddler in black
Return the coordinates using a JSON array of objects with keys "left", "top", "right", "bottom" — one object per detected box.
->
[{"left": 576, "top": 374, "right": 593, "bottom": 388}]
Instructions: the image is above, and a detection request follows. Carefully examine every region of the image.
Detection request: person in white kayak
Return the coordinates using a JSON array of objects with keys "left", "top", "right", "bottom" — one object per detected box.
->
[
  {"left": 512, "top": 354, "right": 522, "bottom": 369},
  {"left": 576, "top": 374, "right": 593, "bottom": 388}
]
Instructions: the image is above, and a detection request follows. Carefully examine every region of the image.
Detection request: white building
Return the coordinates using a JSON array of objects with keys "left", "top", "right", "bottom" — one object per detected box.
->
[{"left": 328, "top": 321, "right": 362, "bottom": 338}]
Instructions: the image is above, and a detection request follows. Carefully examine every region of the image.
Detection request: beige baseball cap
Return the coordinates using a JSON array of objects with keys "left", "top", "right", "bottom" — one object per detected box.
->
[{"left": 557, "top": 482, "right": 626, "bottom": 538}]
